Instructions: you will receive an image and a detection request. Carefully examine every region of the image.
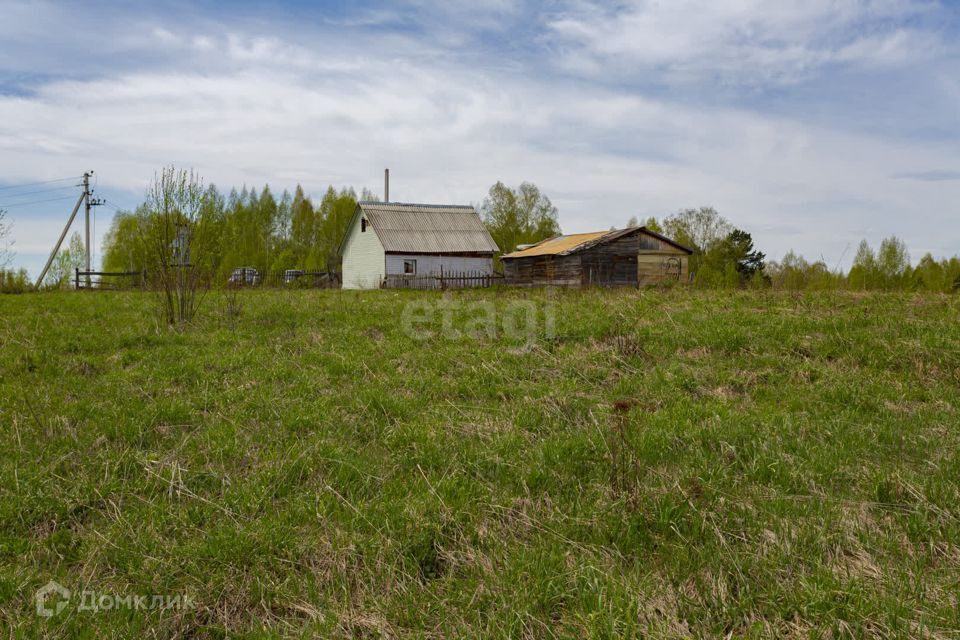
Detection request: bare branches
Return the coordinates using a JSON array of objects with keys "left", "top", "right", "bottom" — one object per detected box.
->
[
  {"left": 141, "top": 167, "right": 212, "bottom": 326},
  {"left": 0, "top": 208, "right": 12, "bottom": 269}
]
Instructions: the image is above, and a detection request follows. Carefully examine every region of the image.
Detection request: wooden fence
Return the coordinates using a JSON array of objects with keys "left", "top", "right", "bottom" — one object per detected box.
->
[
  {"left": 228, "top": 271, "right": 341, "bottom": 289},
  {"left": 74, "top": 269, "right": 145, "bottom": 290},
  {"left": 72, "top": 269, "right": 341, "bottom": 290},
  {"left": 383, "top": 270, "right": 501, "bottom": 290}
]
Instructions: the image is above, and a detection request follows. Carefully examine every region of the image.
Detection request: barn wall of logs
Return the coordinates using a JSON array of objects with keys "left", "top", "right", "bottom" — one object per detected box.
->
[{"left": 502, "top": 254, "right": 582, "bottom": 287}]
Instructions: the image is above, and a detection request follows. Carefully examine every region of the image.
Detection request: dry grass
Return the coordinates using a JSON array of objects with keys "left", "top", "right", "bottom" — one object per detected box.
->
[{"left": 0, "top": 288, "right": 959, "bottom": 636}]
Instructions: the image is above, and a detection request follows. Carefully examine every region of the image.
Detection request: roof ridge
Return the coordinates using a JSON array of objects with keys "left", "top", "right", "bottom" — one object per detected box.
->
[
  {"left": 559, "top": 230, "right": 613, "bottom": 237},
  {"left": 358, "top": 201, "right": 475, "bottom": 210}
]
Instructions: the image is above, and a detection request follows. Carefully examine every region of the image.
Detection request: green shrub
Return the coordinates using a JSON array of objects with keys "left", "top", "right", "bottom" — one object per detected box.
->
[{"left": 0, "top": 268, "right": 30, "bottom": 293}]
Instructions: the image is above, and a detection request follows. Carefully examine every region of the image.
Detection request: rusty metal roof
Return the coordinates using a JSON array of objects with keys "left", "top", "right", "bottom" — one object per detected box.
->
[
  {"left": 358, "top": 202, "right": 499, "bottom": 254},
  {"left": 501, "top": 226, "right": 694, "bottom": 259},
  {"left": 501, "top": 231, "right": 612, "bottom": 258}
]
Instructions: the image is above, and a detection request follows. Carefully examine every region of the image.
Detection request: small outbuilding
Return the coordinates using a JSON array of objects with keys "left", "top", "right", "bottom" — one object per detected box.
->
[
  {"left": 339, "top": 201, "right": 500, "bottom": 289},
  {"left": 501, "top": 226, "right": 693, "bottom": 287}
]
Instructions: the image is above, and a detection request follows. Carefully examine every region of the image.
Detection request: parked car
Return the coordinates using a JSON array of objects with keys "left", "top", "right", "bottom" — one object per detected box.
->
[
  {"left": 283, "top": 269, "right": 305, "bottom": 284},
  {"left": 228, "top": 267, "right": 261, "bottom": 286}
]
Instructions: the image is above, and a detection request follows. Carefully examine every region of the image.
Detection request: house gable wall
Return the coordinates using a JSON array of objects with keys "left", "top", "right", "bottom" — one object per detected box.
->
[
  {"left": 636, "top": 230, "right": 690, "bottom": 285},
  {"left": 341, "top": 211, "right": 386, "bottom": 290}
]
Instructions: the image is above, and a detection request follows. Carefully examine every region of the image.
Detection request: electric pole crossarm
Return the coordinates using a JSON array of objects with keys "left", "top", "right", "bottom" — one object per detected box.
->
[{"left": 35, "top": 190, "right": 86, "bottom": 288}]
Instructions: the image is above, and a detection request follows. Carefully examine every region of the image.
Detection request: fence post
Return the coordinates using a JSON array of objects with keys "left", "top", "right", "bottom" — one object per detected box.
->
[{"left": 75, "top": 267, "right": 80, "bottom": 290}]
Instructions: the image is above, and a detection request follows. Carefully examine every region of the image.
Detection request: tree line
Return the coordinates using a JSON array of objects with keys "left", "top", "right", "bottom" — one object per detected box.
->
[
  {"left": 98, "top": 182, "right": 374, "bottom": 282},
  {"left": 636, "top": 206, "right": 960, "bottom": 292},
  {"left": 6, "top": 170, "right": 957, "bottom": 294},
  {"left": 484, "top": 189, "right": 958, "bottom": 293},
  {"left": 0, "top": 208, "right": 31, "bottom": 292},
  {"left": 93, "top": 178, "right": 563, "bottom": 284}
]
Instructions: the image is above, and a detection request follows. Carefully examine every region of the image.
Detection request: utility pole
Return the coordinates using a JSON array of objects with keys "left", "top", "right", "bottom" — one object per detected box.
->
[
  {"left": 34, "top": 170, "right": 102, "bottom": 289},
  {"left": 83, "top": 172, "right": 91, "bottom": 287},
  {"left": 82, "top": 171, "right": 104, "bottom": 288}
]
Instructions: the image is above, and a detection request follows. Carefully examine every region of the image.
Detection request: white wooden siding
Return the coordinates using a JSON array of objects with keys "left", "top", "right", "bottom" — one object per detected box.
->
[
  {"left": 341, "top": 215, "right": 386, "bottom": 289},
  {"left": 385, "top": 254, "right": 492, "bottom": 276}
]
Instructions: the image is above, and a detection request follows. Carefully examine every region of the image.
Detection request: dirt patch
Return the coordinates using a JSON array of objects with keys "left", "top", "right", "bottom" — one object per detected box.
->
[{"left": 678, "top": 346, "right": 710, "bottom": 360}]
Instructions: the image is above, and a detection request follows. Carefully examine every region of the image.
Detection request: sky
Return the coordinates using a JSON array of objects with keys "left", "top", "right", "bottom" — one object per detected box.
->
[{"left": 1, "top": 0, "right": 958, "bottom": 278}]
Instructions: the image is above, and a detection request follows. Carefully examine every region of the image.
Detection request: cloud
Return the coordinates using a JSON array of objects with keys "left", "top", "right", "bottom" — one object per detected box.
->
[
  {"left": 546, "top": 0, "right": 946, "bottom": 85},
  {"left": 0, "top": 0, "right": 959, "bottom": 279},
  {"left": 894, "top": 170, "right": 960, "bottom": 181}
]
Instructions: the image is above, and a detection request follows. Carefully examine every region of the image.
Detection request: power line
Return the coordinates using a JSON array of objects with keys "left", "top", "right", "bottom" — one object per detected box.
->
[
  {"left": 0, "top": 195, "right": 77, "bottom": 209},
  {"left": 0, "top": 176, "right": 80, "bottom": 192},
  {"left": 101, "top": 199, "right": 129, "bottom": 213},
  {"left": 0, "top": 184, "right": 78, "bottom": 200}
]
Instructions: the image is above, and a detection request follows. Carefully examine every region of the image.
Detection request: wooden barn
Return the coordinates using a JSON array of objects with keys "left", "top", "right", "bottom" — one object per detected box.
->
[{"left": 500, "top": 226, "right": 693, "bottom": 287}]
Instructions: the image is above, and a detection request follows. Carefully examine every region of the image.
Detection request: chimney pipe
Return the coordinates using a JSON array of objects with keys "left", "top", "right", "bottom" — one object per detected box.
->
[{"left": 384, "top": 168, "right": 389, "bottom": 203}]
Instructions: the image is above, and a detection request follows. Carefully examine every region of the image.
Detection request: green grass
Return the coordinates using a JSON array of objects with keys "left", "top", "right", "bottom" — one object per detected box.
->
[{"left": 1, "top": 288, "right": 959, "bottom": 638}]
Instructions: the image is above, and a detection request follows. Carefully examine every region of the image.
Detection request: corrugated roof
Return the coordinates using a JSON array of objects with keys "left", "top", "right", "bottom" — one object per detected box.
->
[
  {"left": 358, "top": 202, "right": 499, "bottom": 254},
  {"left": 501, "top": 231, "right": 612, "bottom": 258}
]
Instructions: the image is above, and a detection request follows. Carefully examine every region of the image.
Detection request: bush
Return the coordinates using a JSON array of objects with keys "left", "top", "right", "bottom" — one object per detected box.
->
[{"left": 0, "top": 268, "right": 31, "bottom": 293}]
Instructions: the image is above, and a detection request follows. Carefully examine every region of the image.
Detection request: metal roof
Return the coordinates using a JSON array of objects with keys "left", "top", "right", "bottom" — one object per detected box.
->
[
  {"left": 501, "top": 231, "right": 610, "bottom": 258},
  {"left": 501, "top": 226, "right": 694, "bottom": 259},
  {"left": 357, "top": 202, "right": 499, "bottom": 254}
]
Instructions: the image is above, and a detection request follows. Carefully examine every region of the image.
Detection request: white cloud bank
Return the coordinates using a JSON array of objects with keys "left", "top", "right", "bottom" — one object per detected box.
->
[
  {"left": 547, "top": 0, "right": 944, "bottom": 85},
  {"left": 1, "top": 0, "right": 958, "bottom": 276}
]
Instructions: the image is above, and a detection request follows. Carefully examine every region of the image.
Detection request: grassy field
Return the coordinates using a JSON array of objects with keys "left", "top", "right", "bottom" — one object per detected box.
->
[{"left": 1, "top": 288, "right": 959, "bottom": 638}]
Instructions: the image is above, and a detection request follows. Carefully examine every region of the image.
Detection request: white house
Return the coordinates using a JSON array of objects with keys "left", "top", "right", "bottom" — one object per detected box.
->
[{"left": 339, "top": 201, "right": 499, "bottom": 289}]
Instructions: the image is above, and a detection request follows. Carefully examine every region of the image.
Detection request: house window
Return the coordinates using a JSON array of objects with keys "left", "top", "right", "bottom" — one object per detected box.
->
[
  {"left": 361, "top": 218, "right": 367, "bottom": 232},
  {"left": 403, "top": 259, "right": 417, "bottom": 275}
]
